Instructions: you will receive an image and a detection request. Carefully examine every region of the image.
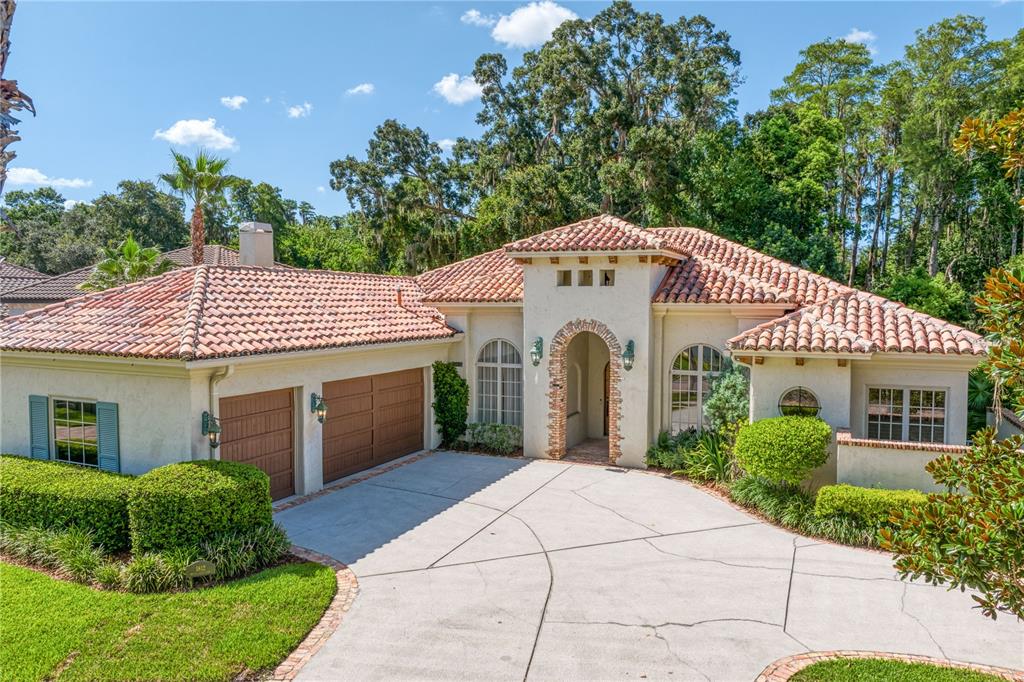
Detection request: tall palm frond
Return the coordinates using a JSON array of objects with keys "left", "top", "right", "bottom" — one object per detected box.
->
[{"left": 78, "top": 234, "right": 174, "bottom": 292}]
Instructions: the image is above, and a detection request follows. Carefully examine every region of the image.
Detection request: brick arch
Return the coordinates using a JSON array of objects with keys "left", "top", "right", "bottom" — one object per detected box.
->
[{"left": 546, "top": 319, "right": 623, "bottom": 464}]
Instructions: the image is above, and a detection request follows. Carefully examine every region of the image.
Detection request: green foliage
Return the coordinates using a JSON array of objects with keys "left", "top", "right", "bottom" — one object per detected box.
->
[
  {"left": 729, "top": 477, "right": 880, "bottom": 547},
  {"left": 0, "top": 454, "right": 136, "bottom": 552},
  {"left": 967, "top": 368, "right": 995, "bottom": 436},
  {"left": 790, "top": 658, "right": 1004, "bottom": 682},
  {"left": 702, "top": 363, "right": 749, "bottom": 432},
  {"left": 78, "top": 234, "right": 175, "bottom": 292},
  {"left": 878, "top": 267, "right": 972, "bottom": 325},
  {"left": 734, "top": 417, "right": 832, "bottom": 485},
  {"left": 814, "top": 484, "right": 927, "bottom": 526},
  {"left": 118, "top": 553, "right": 185, "bottom": 594},
  {"left": 0, "top": 561, "right": 335, "bottom": 682},
  {"left": 680, "top": 430, "right": 736, "bottom": 483},
  {"left": 201, "top": 524, "right": 291, "bottom": 582},
  {"left": 432, "top": 361, "right": 469, "bottom": 446},
  {"left": 457, "top": 422, "right": 523, "bottom": 455},
  {"left": 646, "top": 429, "right": 699, "bottom": 470},
  {"left": 128, "top": 460, "right": 273, "bottom": 553},
  {"left": 881, "top": 429, "right": 1024, "bottom": 619}
]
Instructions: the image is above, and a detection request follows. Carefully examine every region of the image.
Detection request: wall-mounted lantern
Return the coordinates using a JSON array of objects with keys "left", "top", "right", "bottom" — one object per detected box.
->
[
  {"left": 530, "top": 337, "right": 544, "bottom": 366},
  {"left": 310, "top": 392, "right": 327, "bottom": 423},
  {"left": 622, "top": 340, "right": 635, "bottom": 372},
  {"left": 202, "top": 411, "right": 222, "bottom": 449}
]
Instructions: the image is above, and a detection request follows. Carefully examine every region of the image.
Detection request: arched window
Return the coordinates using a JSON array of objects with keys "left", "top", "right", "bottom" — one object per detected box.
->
[
  {"left": 779, "top": 387, "right": 821, "bottom": 417},
  {"left": 477, "top": 339, "right": 523, "bottom": 426},
  {"left": 670, "top": 344, "right": 724, "bottom": 433}
]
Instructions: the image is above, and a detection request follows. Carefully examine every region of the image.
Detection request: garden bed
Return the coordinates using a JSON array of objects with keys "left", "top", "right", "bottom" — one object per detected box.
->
[{"left": 0, "top": 560, "right": 337, "bottom": 681}]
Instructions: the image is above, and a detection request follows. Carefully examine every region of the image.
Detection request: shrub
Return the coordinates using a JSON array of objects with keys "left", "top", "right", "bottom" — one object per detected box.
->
[
  {"left": 734, "top": 417, "right": 832, "bottom": 485},
  {"left": 0, "top": 524, "right": 106, "bottom": 583},
  {"left": 680, "top": 430, "right": 736, "bottom": 483},
  {"left": 129, "top": 460, "right": 273, "bottom": 553},
  {"left": 646, "top": 429, "right": 698, "bottom": 470},
  {"left": 433, "top": 361, "right": 469, "bottom": 446},
  {"left": 0, "top": 454, "right": 136, "bottom": 552},
  {"left": 94, "top": 562, "right": 122, "bottom": 590},
  {"left": 815, "top": 484, "right": 927, "bottom": 526},
  {"left": 703, "top": 363, "right": 750, "bottom": 432},
  {"left": 201, "top": 524, "right": 290, "bottom": 581},
  {"left": 119, "top": 553, "right": 181, "bottom": 594},
  {"left": 458, "top": 423, "right": 523, "bottom": 455}
]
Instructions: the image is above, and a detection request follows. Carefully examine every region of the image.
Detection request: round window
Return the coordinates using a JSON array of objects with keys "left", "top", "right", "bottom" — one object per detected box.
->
[{"left": 779, "top": 387, "right": 820, "bottom": 417}]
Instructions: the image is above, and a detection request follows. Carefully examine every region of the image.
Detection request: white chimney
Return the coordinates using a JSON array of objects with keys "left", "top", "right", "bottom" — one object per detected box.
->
[{"left": 239, "top": 222, "right": 274, "bottom": 267}]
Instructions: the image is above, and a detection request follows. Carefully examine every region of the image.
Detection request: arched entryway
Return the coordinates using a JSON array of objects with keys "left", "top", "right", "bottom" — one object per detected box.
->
[{"left": 546, "top": 319, "right": 622, "bottom": 464}]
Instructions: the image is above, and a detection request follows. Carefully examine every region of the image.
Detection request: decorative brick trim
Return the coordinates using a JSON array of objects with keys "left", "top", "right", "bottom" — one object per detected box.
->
[
  {"left": 836, "top": 429, "right": 971, "bottom": 454},
  {"left": 267, "top": 546, "right": 359, "bottom": 681},
  {"left": 546, "top": 319, "right": 622, "bottom": 465},
  {"left": 757, "top": 650, "right": 1024, "bottom": 682},
  {"left": 274, "top": 450, "right": 434, "bottom": 512}
]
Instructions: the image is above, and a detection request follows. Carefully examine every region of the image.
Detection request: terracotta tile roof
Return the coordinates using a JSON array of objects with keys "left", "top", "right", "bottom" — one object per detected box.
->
[
  {"left": 0, "top": 259, "right": 47, "bottom": 296},
  {"left": 652, "top": 228, "right": 851, "bottom": 306},
  {"left": 416, "top": 248, "right": 523, "bottom": 303},
  {"left": 505, "top": 214, "right": 665, "bottom": 253},
  {"left": 727, "top": 291, "right": 986, "bottom": 356},
  {"left": 0, "top": 266, "right": 456, "bottom": 360},
  {"left": 0, "top": 245, "right": 245, "bottom": 303}
]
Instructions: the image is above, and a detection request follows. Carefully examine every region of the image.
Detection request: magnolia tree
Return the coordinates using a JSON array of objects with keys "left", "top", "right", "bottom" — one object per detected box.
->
[{"left": 881, "top": 265, "right": 1024, "bottom": 619}]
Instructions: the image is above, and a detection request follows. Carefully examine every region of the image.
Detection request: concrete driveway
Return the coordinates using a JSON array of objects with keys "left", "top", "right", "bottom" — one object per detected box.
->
[{"left": 276, "top": 451, "right": 1024, "bottom": 681}]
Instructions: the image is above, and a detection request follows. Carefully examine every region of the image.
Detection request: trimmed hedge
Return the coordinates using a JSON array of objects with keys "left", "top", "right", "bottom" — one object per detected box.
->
[
  {"left": 458, "top": 422, "right": 523, "bottom": 455},
  {"left": 734, "top": 416, "right": 832, "bottom": 485},
  {"left": 815, "top": 484, "right": 928, "bottom": 525},
  {"left": 433, "top": 361, "right": 469, "bottom": 446},
  {"left": 0, "top": 454, "right": 136, "bottom": 552},
  {"left": 129, "top": 460, "right": 273, "bottom": 553}
]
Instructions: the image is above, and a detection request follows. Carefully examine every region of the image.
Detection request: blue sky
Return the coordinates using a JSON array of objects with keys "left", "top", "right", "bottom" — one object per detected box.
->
[{"left": 8, "top": 1, "right": 1022, "bottom": 216}]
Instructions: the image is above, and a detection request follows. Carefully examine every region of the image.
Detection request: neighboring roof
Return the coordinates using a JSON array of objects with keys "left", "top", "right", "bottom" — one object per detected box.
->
[
  {"left": 0, "top": 259, "right": 47, "bottom": 296},
  {"left": 727, "top": 291, "right": 986, "bottom": 356},
  {"left": 0, "top": 245, "right": 244, "bottom": 303},
  {"left": 505, "top": 214, "right": 665, "bottom": 253},
  {"left": 416, "top": 248, "right": 524, "bottom": 303},
  {"left": 0, "top": 265, "right": 456, "bottom": 361}
]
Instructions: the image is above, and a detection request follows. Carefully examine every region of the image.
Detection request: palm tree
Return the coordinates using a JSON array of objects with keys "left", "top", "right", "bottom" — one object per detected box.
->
[
  {"left": 160, "top": 150, "right": 237, "bottom": 265},
  {"left": 78, "top": 234, "right": 174, "bottom": 292}
]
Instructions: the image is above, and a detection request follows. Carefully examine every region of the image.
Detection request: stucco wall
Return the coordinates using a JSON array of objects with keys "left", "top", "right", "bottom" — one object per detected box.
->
[
  {"left": 564, "top": 333, "right": 589, "bottom": 447},
  {"left": 440, "top": 308, "right": 524, "bottom": 424},
  {"left": 850, "top": 358, "right": 973, "bottom": 445},
  {"left": 837, "top": 443, "right": 960, "bottom": 492},
  {"left": 0, "top": 354, "right": 192, "bottom": 475},
  {"left": 748, "top": 357, "right": 852, "bottom": 488},
  {"left": 521, "top": 256, "right": 653, "bottom": 466}
]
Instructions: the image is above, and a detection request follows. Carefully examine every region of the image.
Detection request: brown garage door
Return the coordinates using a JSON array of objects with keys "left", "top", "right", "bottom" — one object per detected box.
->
[
  {"left": 322, "top": 368, "right": 424, "bottom": 484},
  {"left": 219, "top": 389, "right": 295, "bottom": 500}
]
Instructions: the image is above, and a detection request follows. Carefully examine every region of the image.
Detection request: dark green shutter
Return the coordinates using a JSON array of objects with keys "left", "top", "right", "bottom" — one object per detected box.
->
[
  {"left": 96, "top": 402, "right": 120, "bottom": 473},
  {"left": 28, "top": 395, "right": 49, "bottom": 460}
]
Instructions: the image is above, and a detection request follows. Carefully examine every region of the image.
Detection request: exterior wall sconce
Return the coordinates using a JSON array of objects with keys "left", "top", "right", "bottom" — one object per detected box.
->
[
  {"left": 201, "top": 411, "right": 222, "bottom": 449},
  {"left": 311, "top": 392, "right": 327, "bottom": 423},
  {"left": 622, "top": 340, "right": 635, "bottom": 372},
  {"left": 530, "top": 337, "right": 544, "bottom": 366}
]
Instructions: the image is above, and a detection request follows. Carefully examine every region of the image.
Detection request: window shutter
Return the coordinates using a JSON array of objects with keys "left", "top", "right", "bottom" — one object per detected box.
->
[
  {"left": 28, "top": 395, "right": 49, "bottom": 460},
  {"left": 96, "top": 402, "right": 120, "bottom": 473}
]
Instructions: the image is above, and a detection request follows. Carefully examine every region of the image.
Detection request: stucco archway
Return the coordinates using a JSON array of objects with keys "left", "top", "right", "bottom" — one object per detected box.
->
[{"left": 546, "top": 319, "right": 623, "bottom": 464}]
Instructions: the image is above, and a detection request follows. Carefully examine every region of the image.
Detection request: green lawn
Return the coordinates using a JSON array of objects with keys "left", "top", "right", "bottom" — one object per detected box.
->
[
  {"left": 0, "top": 560, "right": 337, "bottom": 681},
  {"left": 791, "top": 658, "right": 1005, "bottom": 682}
]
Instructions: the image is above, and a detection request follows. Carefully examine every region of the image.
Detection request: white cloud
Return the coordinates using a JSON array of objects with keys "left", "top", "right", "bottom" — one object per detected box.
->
[
  {"left": 461, "top": 9, "right": 496, "bottom": 27},
  {"left": 843, "top": 27, "right": 878, "bottom": 54},
  {"left": 287, "top": 101, "right": 313, "bottom": 118},
  {"left": 432, "top": 73, "right": 483, "bottom": 105},
  {"left": 346, "top": 83, "right": 375, "bottom": 96},
  {"left": 437, "top": 138, "right": 456, "bottom": 152},
  {"left": 316, "top": 185, "right": 326, "bottom": 193},
  {"left": 63, "top": 199, "right": 89, "bottom": 210},
  {"left": 263, "top": 96, "right": 272, "bottom": 104},
  {"left": 153, "top": 118, "right": 238, "bottom": 150},
  {"left": 219, "top": 95, "right": 248, "bottom": 110},
  {"left": 491, "top": 1, "right": 576, "bottom": 48},
  {"left": 8, "top": 167, "right": 92, "bottom": 189}
]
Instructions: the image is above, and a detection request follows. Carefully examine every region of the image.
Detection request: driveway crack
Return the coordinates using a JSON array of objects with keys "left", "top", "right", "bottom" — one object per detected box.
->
[
  {"left": 572, "top": 489, "right": 662, "bottom": 535},
  {"left": 642, "top": 537, "right": 790, "bottom": 573},
  {"left": 783, "top": 537, "right": 798, "bottom": 633},
  {"left": 900, "top": 582, "right": 949, "bottom": 659}
]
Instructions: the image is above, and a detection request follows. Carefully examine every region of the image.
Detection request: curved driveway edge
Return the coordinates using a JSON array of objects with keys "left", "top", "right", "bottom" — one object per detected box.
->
[
  {"left": 757, "top": 650, "right": 1024, "bottom": 682},
  {"left": 267, "top": 546, "right": 359, "bottom": 682}
]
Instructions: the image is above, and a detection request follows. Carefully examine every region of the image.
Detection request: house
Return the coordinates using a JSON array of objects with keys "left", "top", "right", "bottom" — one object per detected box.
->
[
  {"left": 0, "top": 216, "right": 985, "bottom": 499},
  {"left": 0, "top": 222, "right": 280, "bottom": 316},
  {"left": 0, "top": 259, "right": 48, "bottom": 317}
]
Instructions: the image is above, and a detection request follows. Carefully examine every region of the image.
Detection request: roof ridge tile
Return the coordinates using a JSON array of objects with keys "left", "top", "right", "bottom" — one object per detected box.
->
[{"left": 178, "top": 266, "right": 210, "bottom": 360}]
